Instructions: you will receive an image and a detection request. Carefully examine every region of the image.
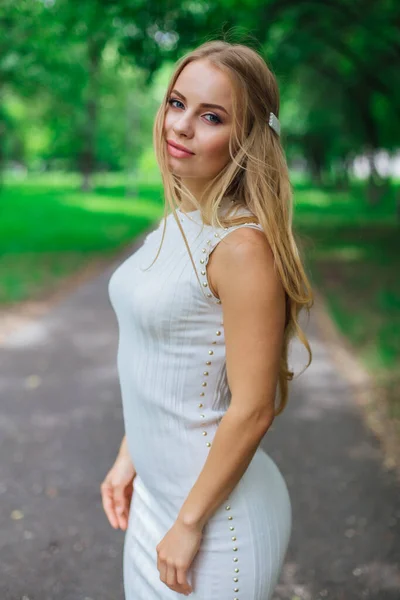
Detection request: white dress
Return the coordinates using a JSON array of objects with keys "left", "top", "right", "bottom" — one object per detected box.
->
[{"left": 108, "top": 198, "right": 292, "bottom": 600}]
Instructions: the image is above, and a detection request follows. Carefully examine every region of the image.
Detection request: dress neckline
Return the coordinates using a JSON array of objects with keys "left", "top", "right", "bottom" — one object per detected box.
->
[
  {"left": 168, "top": 198, "right": 257, "bottom": 228},
  {"left": 174, "top": 197, "right": 235, "bottom": 224},
  {"left": 177, "top": 206, "right": 200, "bottom": 215}
]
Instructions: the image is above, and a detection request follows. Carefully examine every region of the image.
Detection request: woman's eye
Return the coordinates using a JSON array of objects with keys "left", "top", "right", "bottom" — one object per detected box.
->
[
  {"left": 168, "top": 99, "right": 221, "bottom": 124},
  {"left": 169, "top": 99, "right": 184, "bottom": 109},
  {"left": 204, "top": 113, "right": 221, "bottom": 124}
]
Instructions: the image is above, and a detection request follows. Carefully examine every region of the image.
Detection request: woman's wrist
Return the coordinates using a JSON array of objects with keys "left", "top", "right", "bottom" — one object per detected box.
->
[{"left": 118, "top": 436, "right": 135, "bottom": 469}]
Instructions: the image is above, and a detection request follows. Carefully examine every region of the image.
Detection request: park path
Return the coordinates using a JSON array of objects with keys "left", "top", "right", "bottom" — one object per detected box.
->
[{"left": 0, "top": 237, "right": 399, "bottom": 600}]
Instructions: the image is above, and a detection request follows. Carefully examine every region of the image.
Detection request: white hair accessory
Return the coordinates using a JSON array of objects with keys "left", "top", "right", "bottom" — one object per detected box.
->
[{"left": 269, "top": 112, "right": 280, "bottom": 136}]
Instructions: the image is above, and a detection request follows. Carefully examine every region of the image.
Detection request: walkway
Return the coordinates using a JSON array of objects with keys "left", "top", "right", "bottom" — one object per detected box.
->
[{"left": 0, "top": 240, "right": 399, "bottom": 600}]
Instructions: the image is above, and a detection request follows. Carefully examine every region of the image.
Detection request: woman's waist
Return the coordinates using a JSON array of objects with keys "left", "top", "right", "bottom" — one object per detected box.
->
[
  {"left": 121, "top": 397, "right": 226, "bottom": 430},
  {"left": 128, "top": 437, "right": 286, "bottom": 501}
]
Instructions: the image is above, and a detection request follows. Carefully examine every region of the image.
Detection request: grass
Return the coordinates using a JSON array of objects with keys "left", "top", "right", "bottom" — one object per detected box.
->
[
  {"left": 293, "top": 179, "right": 400, "bottom": 421},
  {"left": 0, "top": 171, "right": 164, "bottom": 304}
]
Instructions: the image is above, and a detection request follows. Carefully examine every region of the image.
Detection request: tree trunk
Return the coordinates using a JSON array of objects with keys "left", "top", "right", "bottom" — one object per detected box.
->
[{"left": 79, "top": 37, "right": 102, "bottom": 192}]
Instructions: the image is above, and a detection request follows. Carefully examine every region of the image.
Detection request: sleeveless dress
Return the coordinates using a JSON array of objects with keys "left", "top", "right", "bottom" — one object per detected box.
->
[{"left": 108, "top": 198, "right": 292, "bottom": 600}]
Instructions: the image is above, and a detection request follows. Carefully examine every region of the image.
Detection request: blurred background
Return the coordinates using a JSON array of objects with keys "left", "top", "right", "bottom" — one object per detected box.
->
[{"left": 0, "top": 1, "right": 399, "bottom": 599}]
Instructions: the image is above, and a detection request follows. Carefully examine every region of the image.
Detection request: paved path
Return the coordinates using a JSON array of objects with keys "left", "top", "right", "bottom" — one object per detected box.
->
[{"left": 0, "top": 241, "right": 399, "bottom": 600}]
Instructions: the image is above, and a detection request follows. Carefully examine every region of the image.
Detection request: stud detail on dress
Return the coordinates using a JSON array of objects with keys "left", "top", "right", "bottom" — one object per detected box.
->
[
  {"left": 199, "top": 329, "right": 218, "bottom": 448},
  {"left": 225, "top": 503, "right": 240, "bottom": 587}
]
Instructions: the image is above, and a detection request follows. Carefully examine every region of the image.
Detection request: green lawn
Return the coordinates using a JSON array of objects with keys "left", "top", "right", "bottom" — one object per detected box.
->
[
  {"left": 0, "top": 171, "right": 164, "bottom": 304},
  {"left": 294, "top": 179, "right": 400, "bottom": 421}
]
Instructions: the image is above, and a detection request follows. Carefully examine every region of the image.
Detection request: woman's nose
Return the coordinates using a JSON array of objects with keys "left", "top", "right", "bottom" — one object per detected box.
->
[{"left": 173, "top": 115, "right": 193, "bottom": 136}]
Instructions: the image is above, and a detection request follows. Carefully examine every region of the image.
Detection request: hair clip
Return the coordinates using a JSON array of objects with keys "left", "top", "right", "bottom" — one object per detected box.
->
[{"left": 268, "top": 112, "right": 280, "bottom": 136}]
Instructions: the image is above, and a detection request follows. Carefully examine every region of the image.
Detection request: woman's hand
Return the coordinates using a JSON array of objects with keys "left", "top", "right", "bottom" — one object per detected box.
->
[
  {"left": 156, "top": 520, "right": 203, "bottom": 596},
  {"left": 100, "top": 451, "right": 136, "bottom": 531}
]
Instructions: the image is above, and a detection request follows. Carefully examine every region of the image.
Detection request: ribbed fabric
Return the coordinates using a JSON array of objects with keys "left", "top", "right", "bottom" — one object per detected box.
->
[{"left": 108, "top": 198, "right": 292, "bottom": 599}]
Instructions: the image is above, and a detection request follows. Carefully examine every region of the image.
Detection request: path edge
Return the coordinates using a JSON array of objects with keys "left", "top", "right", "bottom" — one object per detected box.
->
[{"left": 312, "top": 289, "right": 400, "bottom": 482}]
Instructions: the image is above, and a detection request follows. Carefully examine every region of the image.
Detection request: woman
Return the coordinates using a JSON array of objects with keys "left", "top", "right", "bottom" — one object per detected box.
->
[{"left": 102, "top": 39, "right": 313, "bottom": 599}]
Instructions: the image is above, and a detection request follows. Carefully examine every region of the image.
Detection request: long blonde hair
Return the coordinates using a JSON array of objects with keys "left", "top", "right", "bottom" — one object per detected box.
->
[{"left": 150, "top": 39, "right": 313, "bottom": 416}]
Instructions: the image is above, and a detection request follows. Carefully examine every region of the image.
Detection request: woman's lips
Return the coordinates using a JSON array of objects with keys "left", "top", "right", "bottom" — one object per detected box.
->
[{"left": 167, "top": 141, "right": 195, "bottom": 158}]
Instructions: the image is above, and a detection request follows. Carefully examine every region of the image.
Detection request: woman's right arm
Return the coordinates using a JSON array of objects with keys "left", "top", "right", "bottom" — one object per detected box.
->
[{"left": 100, "top": 435, "right": 136, "bottom": 530}]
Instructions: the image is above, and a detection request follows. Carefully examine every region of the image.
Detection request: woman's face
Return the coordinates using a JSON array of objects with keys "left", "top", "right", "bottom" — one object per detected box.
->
[{"left": 163, "top": 59, "right": 234, "bottom": 187}]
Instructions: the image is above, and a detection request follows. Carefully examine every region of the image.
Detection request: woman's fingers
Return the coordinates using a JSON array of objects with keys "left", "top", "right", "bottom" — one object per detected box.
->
[
  {"left": 116, "top": 502, "right": 129, "bottom": 531},
  {"left": 101, "top": 477, "right": 134, "bottom": 530},
  {"left": 176, "top": 566, "right": 193, "bottom": 594},
  {"left": 166, "top": 563, "right": 177, "bottom": 589},
  {"left": 157, "top": 559, "right": 192, "bottom": 595},
  {"left": 113, "top": 486, "right": 127, "bottom": 528},
  {"left": 115, "top": 481, "right": 134, "bottom": 530},
  {"left": 100, "top": 481, "right": 119, "bottom": 529},
  {"left": 100, "top": 466, "right": 135, "bottom": 531}
]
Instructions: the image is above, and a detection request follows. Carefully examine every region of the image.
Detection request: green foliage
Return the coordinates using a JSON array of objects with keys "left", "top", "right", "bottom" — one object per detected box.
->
[{"left": 1, "top": 0, "right": 399, "bottom": 185}]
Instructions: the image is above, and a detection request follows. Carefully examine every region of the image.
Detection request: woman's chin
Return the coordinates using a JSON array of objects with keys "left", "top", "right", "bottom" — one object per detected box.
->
[{"left": 167, "top": 162, "right": 193, "bottom": 175}]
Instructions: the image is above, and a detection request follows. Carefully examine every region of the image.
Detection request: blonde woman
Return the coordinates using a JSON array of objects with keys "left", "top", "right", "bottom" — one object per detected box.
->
[{"left": 103, "top": 39, "right": 313, "bottom": 599}]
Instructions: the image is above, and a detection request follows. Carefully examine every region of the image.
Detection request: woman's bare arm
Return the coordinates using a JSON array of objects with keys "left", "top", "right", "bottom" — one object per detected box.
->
[{"left": 176, "top": 228, "right": 285, "bottom": 530}]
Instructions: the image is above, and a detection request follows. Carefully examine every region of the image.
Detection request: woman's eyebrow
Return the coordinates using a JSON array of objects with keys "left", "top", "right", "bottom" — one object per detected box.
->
[{"left": 170, "top": 89, "right": 229, "bottom": 115}]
